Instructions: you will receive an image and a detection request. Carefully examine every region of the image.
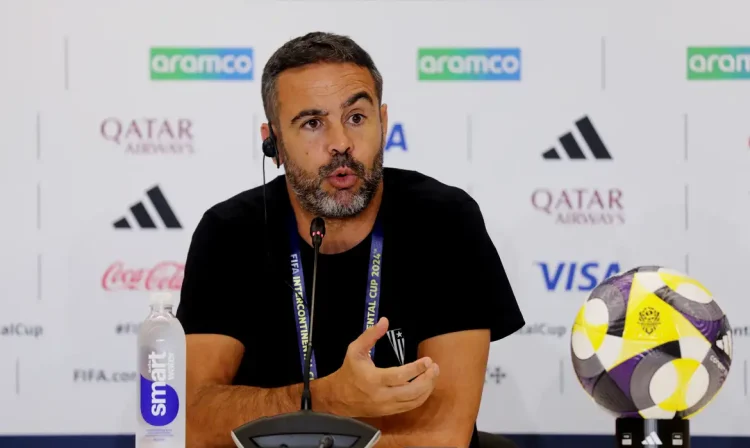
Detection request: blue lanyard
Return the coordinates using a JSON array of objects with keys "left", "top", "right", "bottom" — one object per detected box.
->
[{"left": 288, "top": 215, "right": 384, "bottom": 381}]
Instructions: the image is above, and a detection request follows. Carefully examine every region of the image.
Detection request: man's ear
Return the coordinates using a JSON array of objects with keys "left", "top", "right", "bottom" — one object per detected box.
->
[{"left": 260, "top": 122, "right": 271, "bottom": 141}]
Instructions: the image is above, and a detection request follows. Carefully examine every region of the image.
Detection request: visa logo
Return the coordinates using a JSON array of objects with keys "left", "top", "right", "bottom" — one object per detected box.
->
[
  {"left": 385, "top": 123, "right": 407, "bottom": 151},
  {"left": 537, "top": 262, "right": 621, "bottom": 292}
]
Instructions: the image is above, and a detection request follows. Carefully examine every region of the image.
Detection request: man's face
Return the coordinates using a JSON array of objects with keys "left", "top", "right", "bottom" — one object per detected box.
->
[{"left": 273, "top": 62, "right": 387, "bottom": 218}]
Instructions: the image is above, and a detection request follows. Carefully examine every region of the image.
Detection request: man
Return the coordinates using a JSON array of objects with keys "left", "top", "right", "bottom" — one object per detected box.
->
[{"left": 177, "top": 32, "right": 524, "bottom": 448}]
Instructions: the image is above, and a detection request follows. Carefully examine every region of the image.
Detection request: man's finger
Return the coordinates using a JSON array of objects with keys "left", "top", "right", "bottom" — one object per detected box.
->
[
  {"left": 379, "top": 357, "right": 433, "bottom": 386},
  {"left": 385, "top": 363, "right": 439, "bottom": 403},
  {"left": 349, "top": 317, "right": 389, "bottom": 358}
]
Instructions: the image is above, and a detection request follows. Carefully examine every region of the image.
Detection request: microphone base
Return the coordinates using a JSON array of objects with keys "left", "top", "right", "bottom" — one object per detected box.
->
[
  {"left": 615, "top": 417, "right": 689, "bottom": 447},
  {"left": 231, "top": 410, "right": 381, "bottom": 448}
]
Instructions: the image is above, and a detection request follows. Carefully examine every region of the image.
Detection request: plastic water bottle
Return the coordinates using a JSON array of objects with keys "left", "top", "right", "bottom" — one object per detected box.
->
[{"left": 137, "top": 292, "right": 186, "bottom": 448}]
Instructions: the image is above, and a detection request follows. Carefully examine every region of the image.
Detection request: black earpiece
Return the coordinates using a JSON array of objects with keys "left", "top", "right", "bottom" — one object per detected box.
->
[
  {"left": 262, "top": 125, "right": 280, "bottom": 168},
  {"left": 262, "top": 136, "right": 277, "bottom": 159}
]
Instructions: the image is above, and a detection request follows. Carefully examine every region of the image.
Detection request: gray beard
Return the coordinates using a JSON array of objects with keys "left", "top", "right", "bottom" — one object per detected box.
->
[{"left": 283, "top": 145, "right": 384, "bottom": 219}]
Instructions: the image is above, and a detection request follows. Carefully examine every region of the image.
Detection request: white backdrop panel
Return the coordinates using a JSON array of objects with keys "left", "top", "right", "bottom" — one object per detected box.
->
[{"left": 1, "top": 0, "right": 750, "bottom": 439}]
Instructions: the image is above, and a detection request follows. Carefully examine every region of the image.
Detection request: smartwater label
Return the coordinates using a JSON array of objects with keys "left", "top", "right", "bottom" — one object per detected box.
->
[{"left": 140, "top": 350, "right": 180, "bottom": 428}]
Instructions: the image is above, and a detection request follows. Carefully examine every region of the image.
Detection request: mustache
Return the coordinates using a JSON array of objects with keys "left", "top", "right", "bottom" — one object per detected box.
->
[{"left": 318, "top": 152, "right": 366, "bottom": 178}]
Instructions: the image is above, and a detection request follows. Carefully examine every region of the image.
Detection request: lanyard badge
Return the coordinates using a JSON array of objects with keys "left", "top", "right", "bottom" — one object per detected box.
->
[{"left": 288, "top": 215, "right": 384, "bottom": 380}]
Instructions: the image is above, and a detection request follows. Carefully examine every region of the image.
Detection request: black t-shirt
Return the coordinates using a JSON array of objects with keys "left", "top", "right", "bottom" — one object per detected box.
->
[{"left": 177, "top": 167, "right": 525, "bottom": 447}]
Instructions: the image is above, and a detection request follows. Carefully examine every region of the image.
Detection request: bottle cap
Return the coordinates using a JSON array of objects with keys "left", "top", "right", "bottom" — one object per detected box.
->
[{"left": 149, "top": 292, "right": 174, "bottom": 306}]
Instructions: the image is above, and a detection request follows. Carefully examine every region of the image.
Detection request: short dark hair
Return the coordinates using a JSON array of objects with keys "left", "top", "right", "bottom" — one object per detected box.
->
[{"left": 261, "top": 32, "right": 384, "bottom": 129}]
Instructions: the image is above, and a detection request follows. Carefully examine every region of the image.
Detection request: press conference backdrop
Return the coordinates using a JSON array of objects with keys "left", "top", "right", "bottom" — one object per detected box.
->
[{"left": 1, "top": 0, "right": 749, "bottom": 446}]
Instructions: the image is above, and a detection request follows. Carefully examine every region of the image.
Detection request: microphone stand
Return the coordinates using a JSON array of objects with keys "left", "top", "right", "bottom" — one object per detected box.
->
[
  {"left": 300, "top": 223, "right": 321, "bottom": 411},
  {"left": 231, "top": 218, "right": 381, "bottom": 448}
]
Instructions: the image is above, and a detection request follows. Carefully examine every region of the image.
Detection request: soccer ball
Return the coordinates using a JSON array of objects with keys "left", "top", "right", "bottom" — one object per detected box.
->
[{"left": 571, "top": 266, "right": 732, "bottom": 419}]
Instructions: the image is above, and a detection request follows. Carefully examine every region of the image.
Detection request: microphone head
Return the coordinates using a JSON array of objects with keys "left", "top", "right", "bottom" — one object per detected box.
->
[
  {"left": 310, "top": 217, "right": 326, "bottom": 241},
  {"left": 319, "top": 435, "right": 335, "bottom": 448}
]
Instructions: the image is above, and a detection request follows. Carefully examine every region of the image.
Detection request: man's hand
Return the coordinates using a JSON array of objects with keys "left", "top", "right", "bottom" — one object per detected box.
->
[
  {"left": 366, "top": 329, "right": 492, "bottom": 448},
  {"left": 326, "top": 317, "right": 440, "bottom": 418}
]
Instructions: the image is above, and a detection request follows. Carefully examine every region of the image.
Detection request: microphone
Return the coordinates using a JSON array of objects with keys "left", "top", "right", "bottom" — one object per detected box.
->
[
  {"left": 301, "top": 217, "right": 326, "bottom": 411},
  {"left": 318, "top": 435, "right": 334, "bottom": 448},
  {"left": 230, "top": 216, "right": 380, "bottom": 448},
  {"left": 311, "top": 217, "right": 325, "bottom": 246}
]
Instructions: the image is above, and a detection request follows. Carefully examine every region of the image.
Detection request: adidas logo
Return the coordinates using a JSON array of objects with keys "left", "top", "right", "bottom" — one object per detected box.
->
[
  {"left": 113, "top": 185, "right": 182, "bottom": 230},
  {"left": 542, "top": 115, "right": 612, "bottom": 160},
  {"left": 641, "top": 431, "right": 663, "bottom": 446},
  {"left": 717, "top": 333, "right": 733, "bottom": 359}
]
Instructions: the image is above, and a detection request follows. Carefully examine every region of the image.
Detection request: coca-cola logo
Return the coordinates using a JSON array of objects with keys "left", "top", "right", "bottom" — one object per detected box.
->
[
  {"left": 102, "top": 261, "right": 184, "bottom": 291},
  {"left": 100, "top": 118, "right": 195, "bottom": 155}
]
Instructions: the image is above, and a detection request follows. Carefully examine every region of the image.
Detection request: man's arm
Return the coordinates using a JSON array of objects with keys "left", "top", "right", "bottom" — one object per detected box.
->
[
  {"left": 365, "top": 329, "right": 491, "bottom": 448},
  {"left": 185, "top": 320, "right": 440, "bottom": 448},
  {"left": 179, "top": 212, "right": 341, "bottom": 447},
  {"left": 185, "top": 334, "right": 340, "bottom": 448}
]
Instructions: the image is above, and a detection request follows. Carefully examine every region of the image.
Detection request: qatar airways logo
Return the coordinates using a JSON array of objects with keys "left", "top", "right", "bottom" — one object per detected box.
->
[
  {"left": 531, "top": 188, "right": 625, "bottom": 225},
  {"left": 100, "top": 118, "right": 195, "bottom": 155},
  {"left": 102, "top": 261, "right": 184, "bottom": 292}
]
